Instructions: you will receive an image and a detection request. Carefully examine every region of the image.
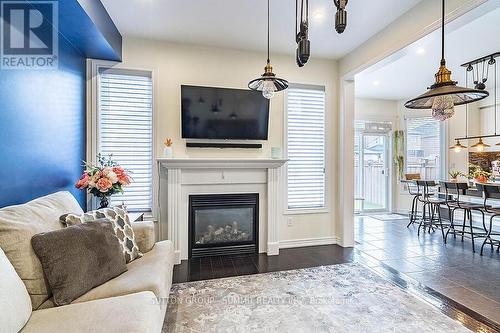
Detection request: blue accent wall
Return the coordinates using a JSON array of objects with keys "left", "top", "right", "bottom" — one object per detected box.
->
[
  {"left": 0, "top": 37, "right": 87, "bottom": 208},
  {"left": 0, "top": 0, "right": 122, "bottom": 209}
]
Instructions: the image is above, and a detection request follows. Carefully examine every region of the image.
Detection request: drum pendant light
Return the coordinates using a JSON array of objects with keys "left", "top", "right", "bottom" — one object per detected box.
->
[
  {"left": 248, "top": 0, "right": 288, "bottom": 99},
  {"left": 404, "top": 0, "right": 489, "bottom": 120}
]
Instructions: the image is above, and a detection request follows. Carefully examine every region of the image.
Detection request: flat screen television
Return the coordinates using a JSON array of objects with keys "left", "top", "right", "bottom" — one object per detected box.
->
[{"left": 181, "top": 85, "right": 270, "bottom": 140}]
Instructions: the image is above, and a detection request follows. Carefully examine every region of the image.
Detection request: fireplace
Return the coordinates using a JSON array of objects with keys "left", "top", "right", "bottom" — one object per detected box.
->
[{"left": 188, "top": 193, "right": 259, "bottom": 258}]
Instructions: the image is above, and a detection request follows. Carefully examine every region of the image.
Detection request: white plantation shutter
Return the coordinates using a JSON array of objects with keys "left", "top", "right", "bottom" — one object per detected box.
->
[
  {"left": 286, "top": 85, "right": 326, "bottom": 210},
  {"left": 98, "top": 69, "right": 153, "bottom": 212}
]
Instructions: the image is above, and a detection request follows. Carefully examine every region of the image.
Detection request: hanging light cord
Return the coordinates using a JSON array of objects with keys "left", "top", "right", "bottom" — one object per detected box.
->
[
  {"left": 495, "top": 59, "right": 498, "bottom": 135},
  {"left": 440, "top": 0, "right": 445, "bottom": 64},
  {"left": 466, "top": 69, "right": 469, "bottom": 137},
  {"left": 267, "top": 0, "right": 270, "bottom": 64}
]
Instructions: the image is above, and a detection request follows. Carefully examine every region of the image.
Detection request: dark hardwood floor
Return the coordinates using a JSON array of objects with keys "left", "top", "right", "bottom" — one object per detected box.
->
[{"left": 173, "top": 245, "right": 354, "bottom": 283}]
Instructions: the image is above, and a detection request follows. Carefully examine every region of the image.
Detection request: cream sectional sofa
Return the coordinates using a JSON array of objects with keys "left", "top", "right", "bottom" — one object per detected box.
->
[{"left": 0, "top": 191, "right": 175, "bottom": 333}]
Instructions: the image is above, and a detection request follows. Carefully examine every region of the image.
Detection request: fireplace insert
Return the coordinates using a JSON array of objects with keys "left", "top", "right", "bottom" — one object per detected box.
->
[{"left": 188, "top": 193, "right": 259, "bottom": 258}]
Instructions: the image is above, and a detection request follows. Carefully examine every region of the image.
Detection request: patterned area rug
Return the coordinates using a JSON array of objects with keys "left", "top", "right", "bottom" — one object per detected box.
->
[{"left": 163, "top": 263, "right": 470, "bottom": 332}]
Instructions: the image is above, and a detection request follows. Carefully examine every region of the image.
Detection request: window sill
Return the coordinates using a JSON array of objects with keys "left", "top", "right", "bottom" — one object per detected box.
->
[{"left": 284, "top": 208, "right": 329, "bottom": 216}]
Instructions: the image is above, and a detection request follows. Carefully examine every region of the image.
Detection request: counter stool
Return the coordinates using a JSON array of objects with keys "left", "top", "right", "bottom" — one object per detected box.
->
[
  {"left": 442, "top": 181, "right": 486, "bottom": 253},
  {"left": 415, "top": 180, "right": 447, "bottom": 240},
  {"left": 475, "top": 183, "right": 500, "bottom": 255},
  {"left": 406, "top": 175, "right": 422, "bottom": 228}
]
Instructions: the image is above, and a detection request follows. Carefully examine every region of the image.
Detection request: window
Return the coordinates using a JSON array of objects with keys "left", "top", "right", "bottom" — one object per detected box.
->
[
  {"left": 286, "top": 85, "right": 326, "bottom": 210},
  {"left": 405, "top": 116, "right": 442, "bottom": 180},
  {"left": 98, "top": 68, "right": 153, "bottom": 212}
]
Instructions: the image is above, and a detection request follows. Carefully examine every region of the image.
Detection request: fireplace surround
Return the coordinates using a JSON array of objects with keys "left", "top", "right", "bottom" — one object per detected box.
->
[
  {"left": 189, "top": 193, "right": 259, "bottom": 258},
  {"left": 157, "top": 157, "right": 288, "bottom": 263}
]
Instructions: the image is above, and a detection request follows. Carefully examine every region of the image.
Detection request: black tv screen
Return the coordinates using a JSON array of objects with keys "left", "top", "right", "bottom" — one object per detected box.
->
[{"left": 181, "top": 85, "right": 270, "bottom": 140}]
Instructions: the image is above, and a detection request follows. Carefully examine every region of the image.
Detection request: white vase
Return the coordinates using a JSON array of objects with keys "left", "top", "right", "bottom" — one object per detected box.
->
[{"left": 163, "top": 147, "right": 173, "bottom": 158}]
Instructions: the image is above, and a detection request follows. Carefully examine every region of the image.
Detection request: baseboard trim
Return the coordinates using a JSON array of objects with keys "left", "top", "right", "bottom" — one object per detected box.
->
[{"left": 279, "top": 237, "right": 337, "bottom": 249}]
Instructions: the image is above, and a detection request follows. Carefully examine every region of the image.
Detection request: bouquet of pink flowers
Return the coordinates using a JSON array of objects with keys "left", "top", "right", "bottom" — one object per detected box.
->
[{"left": 75, "top": 154, "right": 131, "bottom": 208}]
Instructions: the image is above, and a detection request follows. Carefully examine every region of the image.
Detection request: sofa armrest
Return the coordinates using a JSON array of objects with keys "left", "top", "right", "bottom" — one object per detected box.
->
[{"left": 131, "top": 221, "right": 155, "bottom": 253}]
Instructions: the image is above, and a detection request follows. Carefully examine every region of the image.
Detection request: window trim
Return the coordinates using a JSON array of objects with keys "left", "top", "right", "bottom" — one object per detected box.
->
[
  {"left": 404, "top": 114, "right": 446, "bottom": 181},
  {"left": 87, "top": 60, "right": 158, "bottom": 214},
  {"left": 283, "top": 83, "right": 329, "bottom": 215}
]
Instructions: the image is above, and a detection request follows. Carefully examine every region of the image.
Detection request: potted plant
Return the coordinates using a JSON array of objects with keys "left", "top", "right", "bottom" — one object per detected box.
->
[
  {"left": 448, "top": 170, "right": 464, "bottom": 182},
  {"left": 468, "top": 164, "right": 492, "bottom": 184},
  {"left": 163, "top": 138, "right": 173, "bottom": 158},
  {"left": 393, "top": 130, "right": 405, "bottom": 180},
  {"left": 75, "top": 154, "right": 131, "bottom": 209}
]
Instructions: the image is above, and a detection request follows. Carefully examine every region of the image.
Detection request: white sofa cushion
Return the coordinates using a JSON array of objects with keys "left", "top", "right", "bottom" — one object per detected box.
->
[
  {"left": 0, "top": 191, "right": 83, "bottom": 309},
  {"left": 0, "top": 247, "right": 32, "bottom": 333},
  {"left": 21, "top": 291, "right": 162, "bottom": 333}
]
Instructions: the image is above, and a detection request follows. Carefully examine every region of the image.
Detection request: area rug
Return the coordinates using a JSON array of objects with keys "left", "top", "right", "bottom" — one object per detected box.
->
[{"left": 163, "top": 263, "right": 469, "bottom": 332}]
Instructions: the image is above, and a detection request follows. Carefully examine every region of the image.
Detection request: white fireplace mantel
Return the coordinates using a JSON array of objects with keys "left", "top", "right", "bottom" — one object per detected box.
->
[
  {"left": 157, "top": 157, "right": 288, "bottom": 264},
  {"left": 157, "top": 157, "right": 288, "bottom": 169}
]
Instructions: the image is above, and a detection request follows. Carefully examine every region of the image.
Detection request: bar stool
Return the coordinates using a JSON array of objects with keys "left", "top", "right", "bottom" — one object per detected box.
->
[
  {"left": 442, "top": 181, "right": 486, "bottom": 253},
  {"left": 475, "top": 183, "right": 500, "bottom": 255},
  {"left": 405, "top": 174, "right": 421, "bottom": 228},
  {"left": 415, "top": 180, "right": 447, "bottom": 239}
]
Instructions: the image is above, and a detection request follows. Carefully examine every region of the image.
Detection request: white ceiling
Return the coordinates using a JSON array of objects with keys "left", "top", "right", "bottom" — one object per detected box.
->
[
  {"left": 101, "top": 0, "right": 422, "bottom": 59},
  {"left": 355, "top": 1, "right": 500, "bottom": 101}
]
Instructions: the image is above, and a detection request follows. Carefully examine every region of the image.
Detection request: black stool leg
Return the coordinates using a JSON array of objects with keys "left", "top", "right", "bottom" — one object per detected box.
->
[
  {"left": 418, "top": 203, "right": 426, "bottom": 236},
  {"left": 429, "top": 204, "right": 437, "bottom": 233},
  {"left": 437, "top": 205, "right": 446, "bottom": 243},
  {"left": 461, "top": 209, "right": 467, "bottom": 242},
  {"left": 407, "top": 195, "right": 417, "bottom": 227},
  {"left": 468, "top": 210, "right": 475, "bottom": 253},
  {"left": 481, "top": 215, "right": 494, "bottom": 255},
  {"left": 444, "top": 207, "right": 457, "bottom": 244}
]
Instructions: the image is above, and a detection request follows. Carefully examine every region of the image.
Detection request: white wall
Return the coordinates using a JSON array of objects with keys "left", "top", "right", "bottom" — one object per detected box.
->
[
  {"left": 115, "top": 37, "right": 339, "bottom": 244},
  {"left": 355, "top": 98, "right": 398, "bottom": 122}
]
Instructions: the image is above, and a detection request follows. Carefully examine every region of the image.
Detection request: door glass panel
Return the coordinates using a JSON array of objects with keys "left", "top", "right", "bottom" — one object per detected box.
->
[{"left": 362, "top": 134, "right": 389, "bottom": 211}]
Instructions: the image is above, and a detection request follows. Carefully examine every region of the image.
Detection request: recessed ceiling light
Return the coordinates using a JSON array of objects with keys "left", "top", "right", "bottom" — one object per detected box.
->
[
  {"left": 312, "top": 10, "right": 325, "bottom": 22},
  {"left": 416, "top": 48, "right": 426, "bottom": 55},
  {"left": 372, "top": 81, "right": 380, "bottom": 86}
]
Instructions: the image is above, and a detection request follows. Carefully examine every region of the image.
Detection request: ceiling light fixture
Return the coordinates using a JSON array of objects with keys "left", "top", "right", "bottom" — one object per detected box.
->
[
  {"left": 450, "top": 140, "right": 467, "bottom": 153},
  {"left": 312, "top": 10, "right": 325, "bottom": 21},
  {"left": 453, "top": 53, "right": 500, "bottom": 151},
  {"left": 248, "top": 0, "right": 288, "bottom": 99},
  {"left": 470, "top": 138, "right": 490, "bottom": 152},
  {"left": 334, "top": 0, "right": 348, "bottom": 34},
  {"left": 404, "top": 0, "right": 489, "bottom": 121},
  {"left": 296, "top": 0, "right": 310, "bottom": 67},
  {"left": 416, "top": 48, "right": 426, "bottom": 55}
]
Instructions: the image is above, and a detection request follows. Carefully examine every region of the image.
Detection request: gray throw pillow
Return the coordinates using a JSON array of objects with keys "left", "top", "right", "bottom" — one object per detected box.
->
[
  {"left": 31, "top": 219, "right": 128, "bottom": 306},
  {"left": 60, "top": 206, "right": 142, "bottom": 263}
]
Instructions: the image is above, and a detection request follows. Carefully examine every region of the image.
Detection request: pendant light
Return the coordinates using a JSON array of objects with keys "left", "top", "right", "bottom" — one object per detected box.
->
[
  {"left": 248, "top": 0, "right": 288, "bottom": 99},
  {"left": 470, "top": 138, "right": 490, "bottom": 152},
  {"left": 404, "top": 0, "right": 489, "bottom": 120},
  {"left": 450, "top": 140, "right": 467, "bottom": 153},
  {"left": 450, "top": 69, "right": 470, "bottom": 153}
]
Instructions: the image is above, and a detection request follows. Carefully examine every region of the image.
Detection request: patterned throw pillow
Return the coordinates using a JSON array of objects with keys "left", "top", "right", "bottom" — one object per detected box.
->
[{"left": 60, "top": 206, "right": 142, "bottom": 263}]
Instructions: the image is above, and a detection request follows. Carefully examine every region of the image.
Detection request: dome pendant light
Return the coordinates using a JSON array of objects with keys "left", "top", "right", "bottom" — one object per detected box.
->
[
  {"left": 248, "top": 0, "right": 288, "bottom": 99},
  {"left": 471, "top": 138, "right": 490, "bottom": 152},
  {"left": 450, "top": 140, "right": 467, "bottom": 153},
  {"left": 404, "top": 0, "right": 489, "bottom": 120}
]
